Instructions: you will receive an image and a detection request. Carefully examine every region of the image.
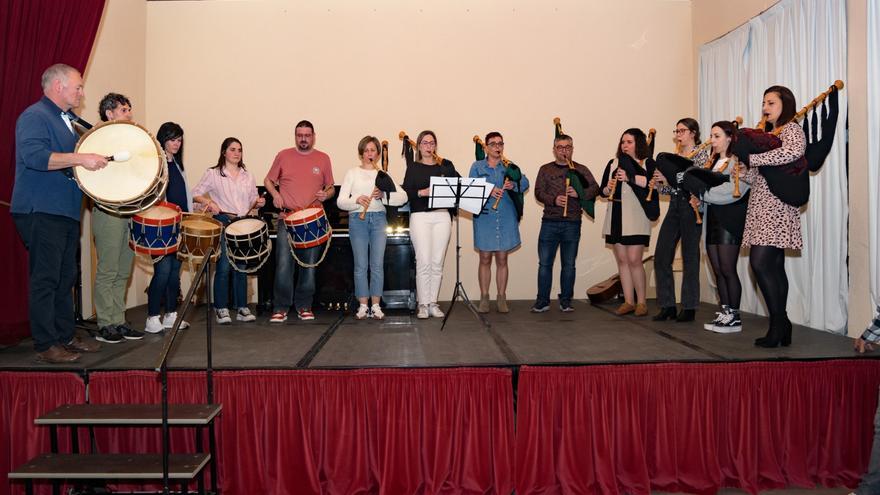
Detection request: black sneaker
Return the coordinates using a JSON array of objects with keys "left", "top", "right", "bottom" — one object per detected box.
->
[
  {"left": 560, "top": 302, "right": 575, "bottom": 313},
  {"left": 116, "top": 323, "right": 145, "bottom": 340},
  {"left": 95, "top": 325, "right": 124, "bottom": 344},
  {"left": 709, "top": 312, "right": 742, "bottom": 334},
  {"left": 531, "top": 301, "right": 550, "bottom": 313}
]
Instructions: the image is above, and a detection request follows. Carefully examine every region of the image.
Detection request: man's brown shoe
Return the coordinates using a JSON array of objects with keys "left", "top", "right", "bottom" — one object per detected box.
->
[
  {"left": 36, "top": 346, "right": 80, "bottom": 364},
  {"left": 64, "top": 335, "right": 101, "bottom": 353}
]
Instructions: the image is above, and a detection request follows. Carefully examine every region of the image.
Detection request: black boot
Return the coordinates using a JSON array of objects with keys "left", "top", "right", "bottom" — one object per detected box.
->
[
  {"left": 755, "top": 316, "right": 785, "bottom": 348},
  {"left": 652, "top": 306, "right": 677, "bottom": 321},
  {"left": 781, "top": 316, "right": 792, "bottom": 347},
  {"left": 675, "top": 309, "right": 695, "bottom": 322}
]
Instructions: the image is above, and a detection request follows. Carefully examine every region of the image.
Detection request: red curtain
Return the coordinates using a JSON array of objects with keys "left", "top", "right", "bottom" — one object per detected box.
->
[
  {"left": 0, "top": 372, "right": 86, "bottom": 495},
  {"left": 515, "top": 360, "right": 880, "bottom": 495},
  {"left": 0, "top": 0, "right": 106, "bottom": 345},
  {"left": 89, "top": 368, "right": 515, "bottom": 495}
]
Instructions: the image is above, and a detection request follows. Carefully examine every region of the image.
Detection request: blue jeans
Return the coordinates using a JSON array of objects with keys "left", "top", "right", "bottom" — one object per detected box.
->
[
  {"left": 274, "top": 218, "right": 320, "bottom": 312},
  {"left": 536, "top": 220, "right": 581, "bottom": 305},
  {"left": 214, "top": 214, "right": 247, "bottom": 310},
  {"left": 349, "top": 212, "right": 387, "bottom": 298},
  {"left": 148, "top": 254, "right": 181, "bottom": 316}
]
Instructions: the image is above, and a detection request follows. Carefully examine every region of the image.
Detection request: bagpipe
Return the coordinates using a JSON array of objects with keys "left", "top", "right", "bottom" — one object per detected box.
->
[
  {"left": 731, "top": 80, "right": 843, "bottom": 207},
  {"left": 358, "top": 139, "right": 398, "bottom": 220},
  {"left": 656, "top": 118, "right": 743, "bottom": 224},
  {"left": 609, "top": 152, "right": 661, "bottom": 222},
  {"left": 473, "top": 135, "right": 525, "bottom": 220},
  {"left": 600, "top": 125, "right": 659, "bottom": 221},
  {"left": 606, "top": 128, "right": 657, "bottom": 201},
  {"left": 553, "top": 117, "right": 596, "bottom": 218}
]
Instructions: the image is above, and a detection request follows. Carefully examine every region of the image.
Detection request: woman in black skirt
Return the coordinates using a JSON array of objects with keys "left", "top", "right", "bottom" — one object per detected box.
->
[{"left": 694, "top": 120, "right": 750, "bottom": 333}]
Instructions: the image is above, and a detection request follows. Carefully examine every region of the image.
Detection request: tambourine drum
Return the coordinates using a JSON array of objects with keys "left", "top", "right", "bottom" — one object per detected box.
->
[
  {"left": 284, "top": 207, "right": 331, "bottom": 249},
  {"left": 129, "top": 201, "right": 182, "bottom": 256},
  {"left": 74, "top": 120, "right": 168, "bottom": 215},
  {"left": 224, "top": 218, "right": 271, "bottom": 273},
  {"left": 178, "top": 214, "right": 223, "bottom": 263}
]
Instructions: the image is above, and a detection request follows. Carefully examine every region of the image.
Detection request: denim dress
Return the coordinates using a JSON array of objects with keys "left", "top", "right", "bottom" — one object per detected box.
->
[{"left": 469, "top": 160, "right": 529, "bottom": 252}]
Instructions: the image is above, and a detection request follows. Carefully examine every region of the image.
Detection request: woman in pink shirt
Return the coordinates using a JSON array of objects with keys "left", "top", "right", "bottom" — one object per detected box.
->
[{"left": 193, "top": 137, "right": 265, "bottom": 324}]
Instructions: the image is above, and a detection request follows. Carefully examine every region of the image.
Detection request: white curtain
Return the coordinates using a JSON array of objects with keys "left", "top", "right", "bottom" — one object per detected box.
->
[
  {"left": 698, "top": 0, "right": 848, "bottom": 333},
  {"left": 870, "top": 0, "right": 880, "bottom": 322}
]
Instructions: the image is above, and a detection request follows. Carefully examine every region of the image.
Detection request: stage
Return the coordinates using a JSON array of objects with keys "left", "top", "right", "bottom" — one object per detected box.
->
[
  {"left": 0, "top": 299, "right": 867, "bottom": 370},
  {"left": 2, "top": 299, "right": 878, "bottom": 495}
]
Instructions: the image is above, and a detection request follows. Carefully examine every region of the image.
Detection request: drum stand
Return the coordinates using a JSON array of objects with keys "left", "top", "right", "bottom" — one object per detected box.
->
[{"left": 441, "top": 180, "right": 489, "bottom": 331}]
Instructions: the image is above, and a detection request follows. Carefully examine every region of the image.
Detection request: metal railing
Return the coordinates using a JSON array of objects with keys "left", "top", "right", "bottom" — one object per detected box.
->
[{"left": 154, "top": 247, "right": 216, "bottom": 495}]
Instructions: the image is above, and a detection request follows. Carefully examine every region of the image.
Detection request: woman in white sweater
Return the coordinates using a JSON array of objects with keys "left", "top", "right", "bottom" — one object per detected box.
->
[{"left": 336, "top": 136, "right": 407, "bottom": 319}]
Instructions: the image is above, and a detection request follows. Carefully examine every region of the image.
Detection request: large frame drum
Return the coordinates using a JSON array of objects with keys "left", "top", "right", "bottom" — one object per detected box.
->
[{"left": 74, "top": 120, "right": 168, "bottom": 215}]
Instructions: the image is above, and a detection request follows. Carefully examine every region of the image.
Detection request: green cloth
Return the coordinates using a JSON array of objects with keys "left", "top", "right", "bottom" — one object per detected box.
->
[
  {"left": 474, "top": 141, "right": 485, "bottom": 161},
  {"left": 568, "top": 169, "right": 595, "bottom": 218}
]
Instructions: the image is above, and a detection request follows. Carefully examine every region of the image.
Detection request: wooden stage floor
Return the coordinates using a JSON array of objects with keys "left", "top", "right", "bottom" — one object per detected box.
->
[{"left": 0, "top": 299, "right": 870, "bottom": 371}]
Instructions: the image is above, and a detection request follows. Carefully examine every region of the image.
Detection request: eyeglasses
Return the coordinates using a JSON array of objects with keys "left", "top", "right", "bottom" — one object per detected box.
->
[
  {"left": 487, "top": 142, "right": 504, "bottom": 147},
  {"left": 420, "top": 141, "right": 436, "bottom": 146},
  {"left": 673, "top": 129, "right": 690, "bottom": 135},
  {"left": 554, "top": 145, "right": 573, "bottom": 151}
]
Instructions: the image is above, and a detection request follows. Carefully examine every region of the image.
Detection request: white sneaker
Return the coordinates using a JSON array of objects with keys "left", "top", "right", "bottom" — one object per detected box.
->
[
  {"left": 416, "top": 305, "right": 429, "bottom": 319},
  {"left": 355, "top": 304, "right": 369, "bottom": 320},
  {"left": 428, "top": 303, "right": 445, "bottom": 318},
  {"left": 236, "top": 307, "right": 256, "bottom": 322},
  {"left": 162, "top": 312, "right": 189, "bottom": 330},
  {"left": 145, "top": 315, "right": 164, "bottom": 334},
  {"left": 371, "top": 304, "right": 384, "bottom": 320},
  {"left": 215, "top": 308, "right": 232, "bottom": 325}
]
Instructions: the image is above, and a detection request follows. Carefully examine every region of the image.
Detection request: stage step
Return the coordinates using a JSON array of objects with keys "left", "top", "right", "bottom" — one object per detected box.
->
[
  {"left": 8, "top": 453, "right": 210, "bottom": 480},
  {"left": 36, "top": 403, "right": 222, "bottom": 426}
]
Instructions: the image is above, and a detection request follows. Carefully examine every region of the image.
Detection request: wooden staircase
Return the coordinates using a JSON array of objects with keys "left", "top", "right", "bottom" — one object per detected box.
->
[
  {"left": 9, "top": 404, "right": 221, "bottom": 494},
  {"left": 10, "top": 249, "right": 222, "bottom": 495}
]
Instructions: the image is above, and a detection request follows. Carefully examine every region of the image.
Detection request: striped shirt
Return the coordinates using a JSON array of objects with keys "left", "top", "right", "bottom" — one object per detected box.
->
[{"left": 192, "top": 167, "right": 258, "bottom": 217}]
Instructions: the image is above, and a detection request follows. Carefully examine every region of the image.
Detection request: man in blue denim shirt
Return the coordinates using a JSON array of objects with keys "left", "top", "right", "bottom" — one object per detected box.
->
[{"left": 11, "top": 64, "right": 109, "bottom": 363}]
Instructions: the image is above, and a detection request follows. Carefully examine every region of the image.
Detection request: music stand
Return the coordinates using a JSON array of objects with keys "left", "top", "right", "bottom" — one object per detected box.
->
[{"left": 428, "top": 177, "right": 492, "bottom": 330}]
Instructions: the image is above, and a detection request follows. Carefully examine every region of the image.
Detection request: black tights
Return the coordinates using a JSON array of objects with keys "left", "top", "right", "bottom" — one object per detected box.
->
[
  {"left": 749, "top": 245, "right": 789, "bottom": 319},
  {"left": 707, "top": 244, "right": 742, "bottom": 308}
]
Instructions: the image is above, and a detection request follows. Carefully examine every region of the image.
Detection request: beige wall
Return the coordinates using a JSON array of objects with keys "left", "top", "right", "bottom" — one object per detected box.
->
[
  {"left": 847, "top": 0, "right": 872, "bottom": 337},
  {"left": 131, "top": 0, "right": 695, "bottom": 304},
  {"left": 80, "top": 0, "right": 148, "bottom": 314}
]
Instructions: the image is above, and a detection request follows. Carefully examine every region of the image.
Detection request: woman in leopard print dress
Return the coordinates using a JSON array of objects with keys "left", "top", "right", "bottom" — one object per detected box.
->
[{"left": 739, "top": 85, "right": 805, "bottom": 348}]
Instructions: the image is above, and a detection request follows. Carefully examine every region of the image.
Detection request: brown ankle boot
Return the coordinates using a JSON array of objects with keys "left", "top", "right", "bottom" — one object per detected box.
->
[
  {"left": 496, "top": 294, "right": 509, "bottom": 313},
  {"left": 478, "top": 294, "right": 490, "bottom": 313}
]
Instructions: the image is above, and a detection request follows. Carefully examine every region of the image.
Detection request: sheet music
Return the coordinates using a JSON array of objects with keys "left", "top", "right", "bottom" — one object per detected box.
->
[{"left": 428, "top": 177, "right": 492, "bottom": 214}]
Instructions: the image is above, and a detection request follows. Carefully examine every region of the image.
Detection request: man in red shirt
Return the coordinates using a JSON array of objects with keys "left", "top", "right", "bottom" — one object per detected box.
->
[{"left": 264, "top": 120, "right": 335, "bottom": 322}]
